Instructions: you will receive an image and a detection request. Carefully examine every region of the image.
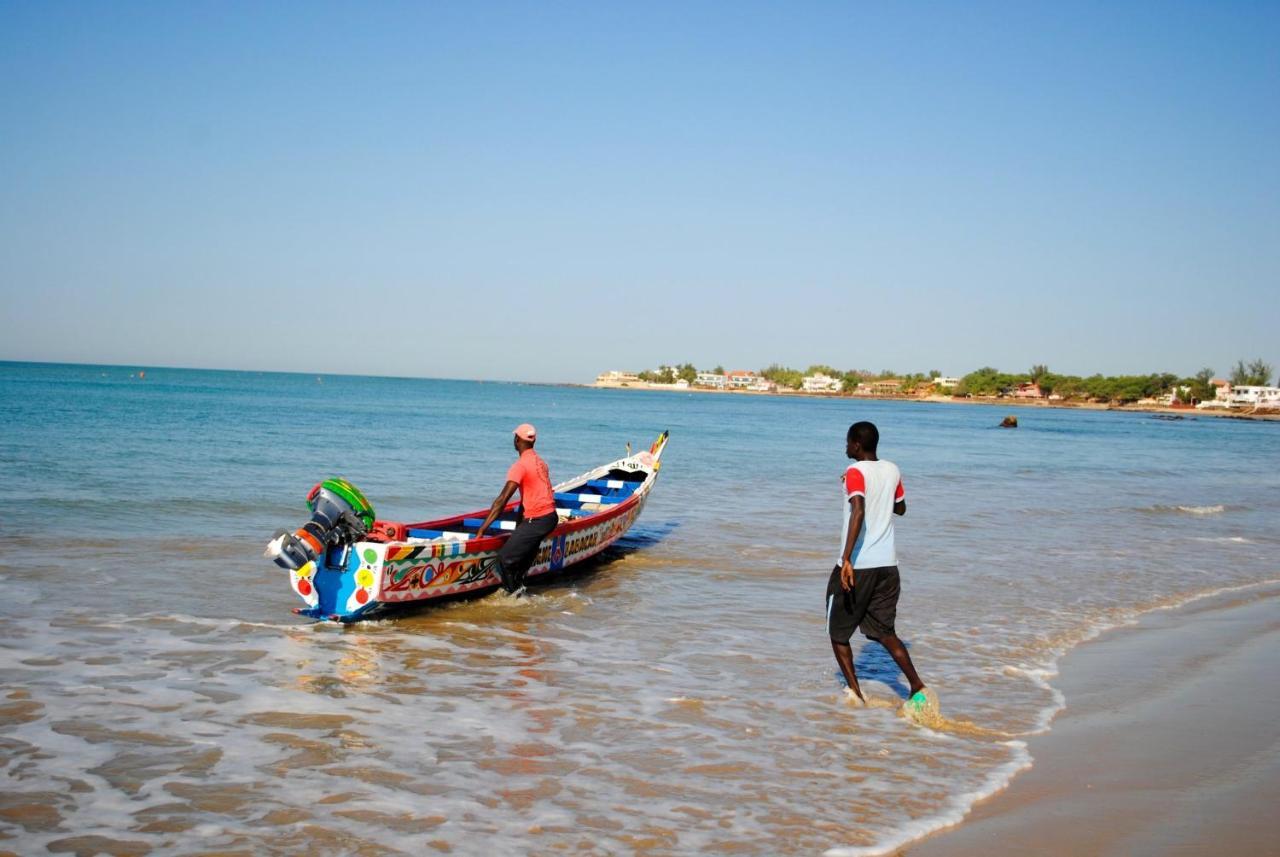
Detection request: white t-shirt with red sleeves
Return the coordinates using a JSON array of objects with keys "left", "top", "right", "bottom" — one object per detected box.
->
[{"left": 839, "top": 459, "right": 905, "bottom": 568}]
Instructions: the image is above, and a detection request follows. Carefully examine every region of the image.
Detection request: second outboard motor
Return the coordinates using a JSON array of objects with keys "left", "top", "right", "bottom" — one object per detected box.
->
[{"left": 264, "top": 478, "right": 376, "bottom": 571}]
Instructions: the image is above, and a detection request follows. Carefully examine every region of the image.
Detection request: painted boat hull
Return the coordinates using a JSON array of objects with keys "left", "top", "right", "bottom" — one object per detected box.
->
[{"left": 285, "top": 433, "right": 667, "bottom": 622}]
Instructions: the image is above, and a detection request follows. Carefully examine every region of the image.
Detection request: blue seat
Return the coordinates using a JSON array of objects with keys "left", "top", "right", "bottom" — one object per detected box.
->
[
  {"left": 462, "top": 518, "right": 516, "bottom": 532},
  {"left": 553, "top": 492, "right": 607, "bottom": 506},
  {"left": 584, "top": 479, "right": 640, "bottom": 495}
]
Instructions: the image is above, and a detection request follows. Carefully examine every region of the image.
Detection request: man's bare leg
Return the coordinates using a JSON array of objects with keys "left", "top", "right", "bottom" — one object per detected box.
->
[
  {"left": 875, "top": 633, "right": 925, "bottom": 697},
  {"left": 830, "top": 639, "right": 865, "bottom": 702}
]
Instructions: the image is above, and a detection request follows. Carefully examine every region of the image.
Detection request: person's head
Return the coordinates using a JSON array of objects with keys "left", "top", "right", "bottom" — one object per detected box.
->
[
  {"left": 513, "top": 423, "right": 537, "bottom": 452},
  {"left": 846, "top": 421, "right": 879, "bottom": 459}
]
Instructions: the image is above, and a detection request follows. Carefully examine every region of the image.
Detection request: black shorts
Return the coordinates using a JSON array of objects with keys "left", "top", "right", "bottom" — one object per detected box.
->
[
  {"left": 497, "top": 511, "right": 558, "bottom": 582},
  {"left": 826, "top": 565, "right": 900, "bottom": 643}
]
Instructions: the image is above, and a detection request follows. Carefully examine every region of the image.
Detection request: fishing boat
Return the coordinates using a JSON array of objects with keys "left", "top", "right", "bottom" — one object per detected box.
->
[{"left": 264, "top": 431, "right": 669, "bottom": 622}]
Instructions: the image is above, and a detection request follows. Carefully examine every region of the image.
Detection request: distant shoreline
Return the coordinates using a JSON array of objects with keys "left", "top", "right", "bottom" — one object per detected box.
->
[{"left": 577, "top": 382, "right": 1280, "bottom": 421}]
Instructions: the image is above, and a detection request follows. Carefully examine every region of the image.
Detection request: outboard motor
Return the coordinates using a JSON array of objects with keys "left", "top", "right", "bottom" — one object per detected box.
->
[{"left": 265, "top": 478, "right": 376, "bottom": 571}]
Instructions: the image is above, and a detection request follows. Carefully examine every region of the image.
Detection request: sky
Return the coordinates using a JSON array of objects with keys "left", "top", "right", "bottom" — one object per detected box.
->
[{"left": 1, "top": 1, "right": 1277, "bottom": 383}]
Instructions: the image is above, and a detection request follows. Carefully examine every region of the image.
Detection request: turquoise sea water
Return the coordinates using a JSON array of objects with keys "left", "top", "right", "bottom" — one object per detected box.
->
[{"left": 2, "top": 361, "right": 1278, "bottom": 854}]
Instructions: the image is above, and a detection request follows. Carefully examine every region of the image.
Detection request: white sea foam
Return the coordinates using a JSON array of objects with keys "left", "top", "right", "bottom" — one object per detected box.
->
[
  {"left": 1138, "top": 503, "right": 1228, "bottom": 516},
  {"left": 824, "top": 740, "right": 1033, "bottom": 857}
]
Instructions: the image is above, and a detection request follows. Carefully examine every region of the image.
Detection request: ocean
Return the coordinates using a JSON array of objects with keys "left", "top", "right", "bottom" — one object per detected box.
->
[{"left": 1, "top": 361, "right": 1277, "bottom": 855}]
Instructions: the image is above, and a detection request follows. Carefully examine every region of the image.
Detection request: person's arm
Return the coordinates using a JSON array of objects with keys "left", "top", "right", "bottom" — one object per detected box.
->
[
  {"left": 840, "top": 495, "right": 865, "bottom": 592},
  {"left": 474, "top": 481, "right": 518, "bottom": 539},
  {"left": 894, "top": 478, "right": 906, "bottom": 516}
]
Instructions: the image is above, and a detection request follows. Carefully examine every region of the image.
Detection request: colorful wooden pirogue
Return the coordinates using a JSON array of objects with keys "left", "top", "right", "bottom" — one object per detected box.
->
[{"left": 265, "top": 431, "right": 669, "bottom": 622}]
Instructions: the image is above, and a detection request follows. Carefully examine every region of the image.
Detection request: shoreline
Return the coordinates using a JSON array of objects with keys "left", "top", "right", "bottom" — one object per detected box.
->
[
  {"left": 902, "top": 582, "right": 1280, "bottom": 856},
  {"left": 582, "top": 382, "right": 1280, "bottom": 421}
]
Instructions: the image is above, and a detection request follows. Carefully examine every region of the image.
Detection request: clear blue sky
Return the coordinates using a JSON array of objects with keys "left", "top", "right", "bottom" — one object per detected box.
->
[{"left": 2, "top": 1, "right": 1276, "bottom": 382}]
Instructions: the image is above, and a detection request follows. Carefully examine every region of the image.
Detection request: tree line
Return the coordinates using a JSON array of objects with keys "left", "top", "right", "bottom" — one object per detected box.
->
[
  {"left": 630, "top": 358, "right": 1274, "bottom": 403},
  {"left": 950, "top": 358, "right": 1273, "bottom": 403}
]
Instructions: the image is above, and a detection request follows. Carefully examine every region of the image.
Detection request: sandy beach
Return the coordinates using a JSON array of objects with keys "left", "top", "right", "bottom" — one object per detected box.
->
[{"left": 906, "top": 585, "right": 1280, "bottom": 857}]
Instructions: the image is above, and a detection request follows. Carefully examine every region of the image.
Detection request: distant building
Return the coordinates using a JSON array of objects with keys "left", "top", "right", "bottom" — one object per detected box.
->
[
  {"left": 1155, "top": 386, "right": 1194, "bottom": 407},
  {"left": 1212, "top": 379, "right": 1232, "bottom": 400},
  {"left": 802, "top": 373, "right": 843, "bottom": 393},
  {"left": 933, "top": 376, "right": 961, "bottom": 388},
  {"left": 725, "top": 370, "right": 758, "bottom": 389},
  {"left": 695, "top": 372, "right": 726, "bottom": 389},
  {"left": 747, "top": 378, "right": 777, "bottom": 392},
  {"left": 595, "top": 370, "right": 640, "bottom": 385},
  {"left": 1228, "top": 386, "right": 1280, "bottom": 407},
  {"left": 860, "top": 381, "right": 901, "bottom": 399},
  {"left": 1013, "top": 382, "right": 1043, "bottom": 399}
]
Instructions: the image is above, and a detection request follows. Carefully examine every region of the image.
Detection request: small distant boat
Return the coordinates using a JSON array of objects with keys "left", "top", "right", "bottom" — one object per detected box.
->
[{"left": 265, "top": 432, "right": 670, "bottom": 622}]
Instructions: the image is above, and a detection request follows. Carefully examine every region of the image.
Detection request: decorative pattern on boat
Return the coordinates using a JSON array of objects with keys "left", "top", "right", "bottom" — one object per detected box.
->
[
  {"left": 345, "top": 545, "right": 383, "bottom": 612},
  {"left": 290, "top": 561, "right": 319, "bottom": 608},
  {"left": 377, "top": 500, "right": 643, "bottom": 603}
]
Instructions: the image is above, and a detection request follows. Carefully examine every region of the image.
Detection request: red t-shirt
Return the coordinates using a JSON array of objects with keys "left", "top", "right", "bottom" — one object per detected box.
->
[{"left": 506, "top": 449, "right": 555, "bottom": 519}]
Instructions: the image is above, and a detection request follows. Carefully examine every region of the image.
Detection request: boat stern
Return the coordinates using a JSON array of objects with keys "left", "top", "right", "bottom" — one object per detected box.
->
[{"left": 292, "top": 542, "right": 386, "bottom": 622}]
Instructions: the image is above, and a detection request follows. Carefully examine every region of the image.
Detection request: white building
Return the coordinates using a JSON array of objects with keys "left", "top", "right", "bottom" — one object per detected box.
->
[
  {"left": 1228, "top": 386, "right": 1280, "bottom": 407},
  {"left": 725, "top": 370, "right": 758, "bottom": 389},
  {"left": 695, "top": 372, "right": 726, "bottom": 389},
  {"left": 933, "top": 376, "right": 961, "bottom": 388},
  {"left": 802, "top": 373, "right": 843, "bottom": 393},
  {"left": 595, "top": 370, "right": 640, "bottom": 385}
]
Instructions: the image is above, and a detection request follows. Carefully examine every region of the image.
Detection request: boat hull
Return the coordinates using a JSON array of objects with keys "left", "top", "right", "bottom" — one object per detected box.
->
[{"left": 286, "top": 437, "right": 665, "bottom": 622}]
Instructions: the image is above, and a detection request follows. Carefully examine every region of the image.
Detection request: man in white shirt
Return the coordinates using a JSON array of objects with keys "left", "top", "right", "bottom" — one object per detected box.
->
[{"left": 826, "top": 421, "right": 928, "bottom": 710}]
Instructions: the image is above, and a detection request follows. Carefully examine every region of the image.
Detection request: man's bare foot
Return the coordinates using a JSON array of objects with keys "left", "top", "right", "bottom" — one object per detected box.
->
[{"left": 843, "top": 686, "right": 866, "bottom": 706}]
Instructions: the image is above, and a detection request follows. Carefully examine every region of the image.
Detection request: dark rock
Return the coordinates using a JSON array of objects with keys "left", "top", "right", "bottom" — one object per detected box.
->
[{"left": 999, "top": 415, "right": 1018, "bottom": 428}]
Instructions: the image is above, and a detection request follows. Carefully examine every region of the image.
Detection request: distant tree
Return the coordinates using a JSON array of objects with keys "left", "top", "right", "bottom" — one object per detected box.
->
[
  {"left": 656, "top": 365, "right": 676, "bottom": 384},
  {"left": 1230, "top": 358, "right": 1274, "bottom": 387},
  {"left": 899, "top": 373, "right": 929, "bottom": 393},
  {"left": 760, "top": 363, "right": 804, "bottom": 389},
  {"left": 713, "top": 365, "right": 725, "bottom": 375},
  {"left": 928, "top": 369, "right": 941, "bottom": 379},
  {"left": 1029, "top": 364, "right": 1048, "bottom": 382},
  {"left": 807, "top": 364, "right": 839, "bottom": 377},
  {"left": 957, "top": 367, "right": 1020, "bottom": 397},
  {"left": 1184, "top": 367, "right": 1215, "bottom": 402},
  {"left": 676, "top": 363, "right": 697, "bottom": 384}
]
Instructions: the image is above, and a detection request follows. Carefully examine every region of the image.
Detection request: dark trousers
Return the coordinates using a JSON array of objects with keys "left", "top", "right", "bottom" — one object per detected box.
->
[{"left": 496, "top": 511, "right": 558, "bottom": 589}]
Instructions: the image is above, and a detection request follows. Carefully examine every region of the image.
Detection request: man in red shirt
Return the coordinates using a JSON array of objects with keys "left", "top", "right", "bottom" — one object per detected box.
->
[{"left": 474, "top": 423, "right": 558, "bottom": 594}]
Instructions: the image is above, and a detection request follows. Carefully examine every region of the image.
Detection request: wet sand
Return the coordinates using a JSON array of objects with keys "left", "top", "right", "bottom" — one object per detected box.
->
[{"left": 907, "top": 588, "right": 1280, "bottom": 857}]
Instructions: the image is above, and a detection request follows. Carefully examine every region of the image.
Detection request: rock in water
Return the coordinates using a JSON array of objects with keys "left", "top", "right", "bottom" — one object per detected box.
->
[{"left": 1000, "top": 415, "right": 1018, "bottom": 428}]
